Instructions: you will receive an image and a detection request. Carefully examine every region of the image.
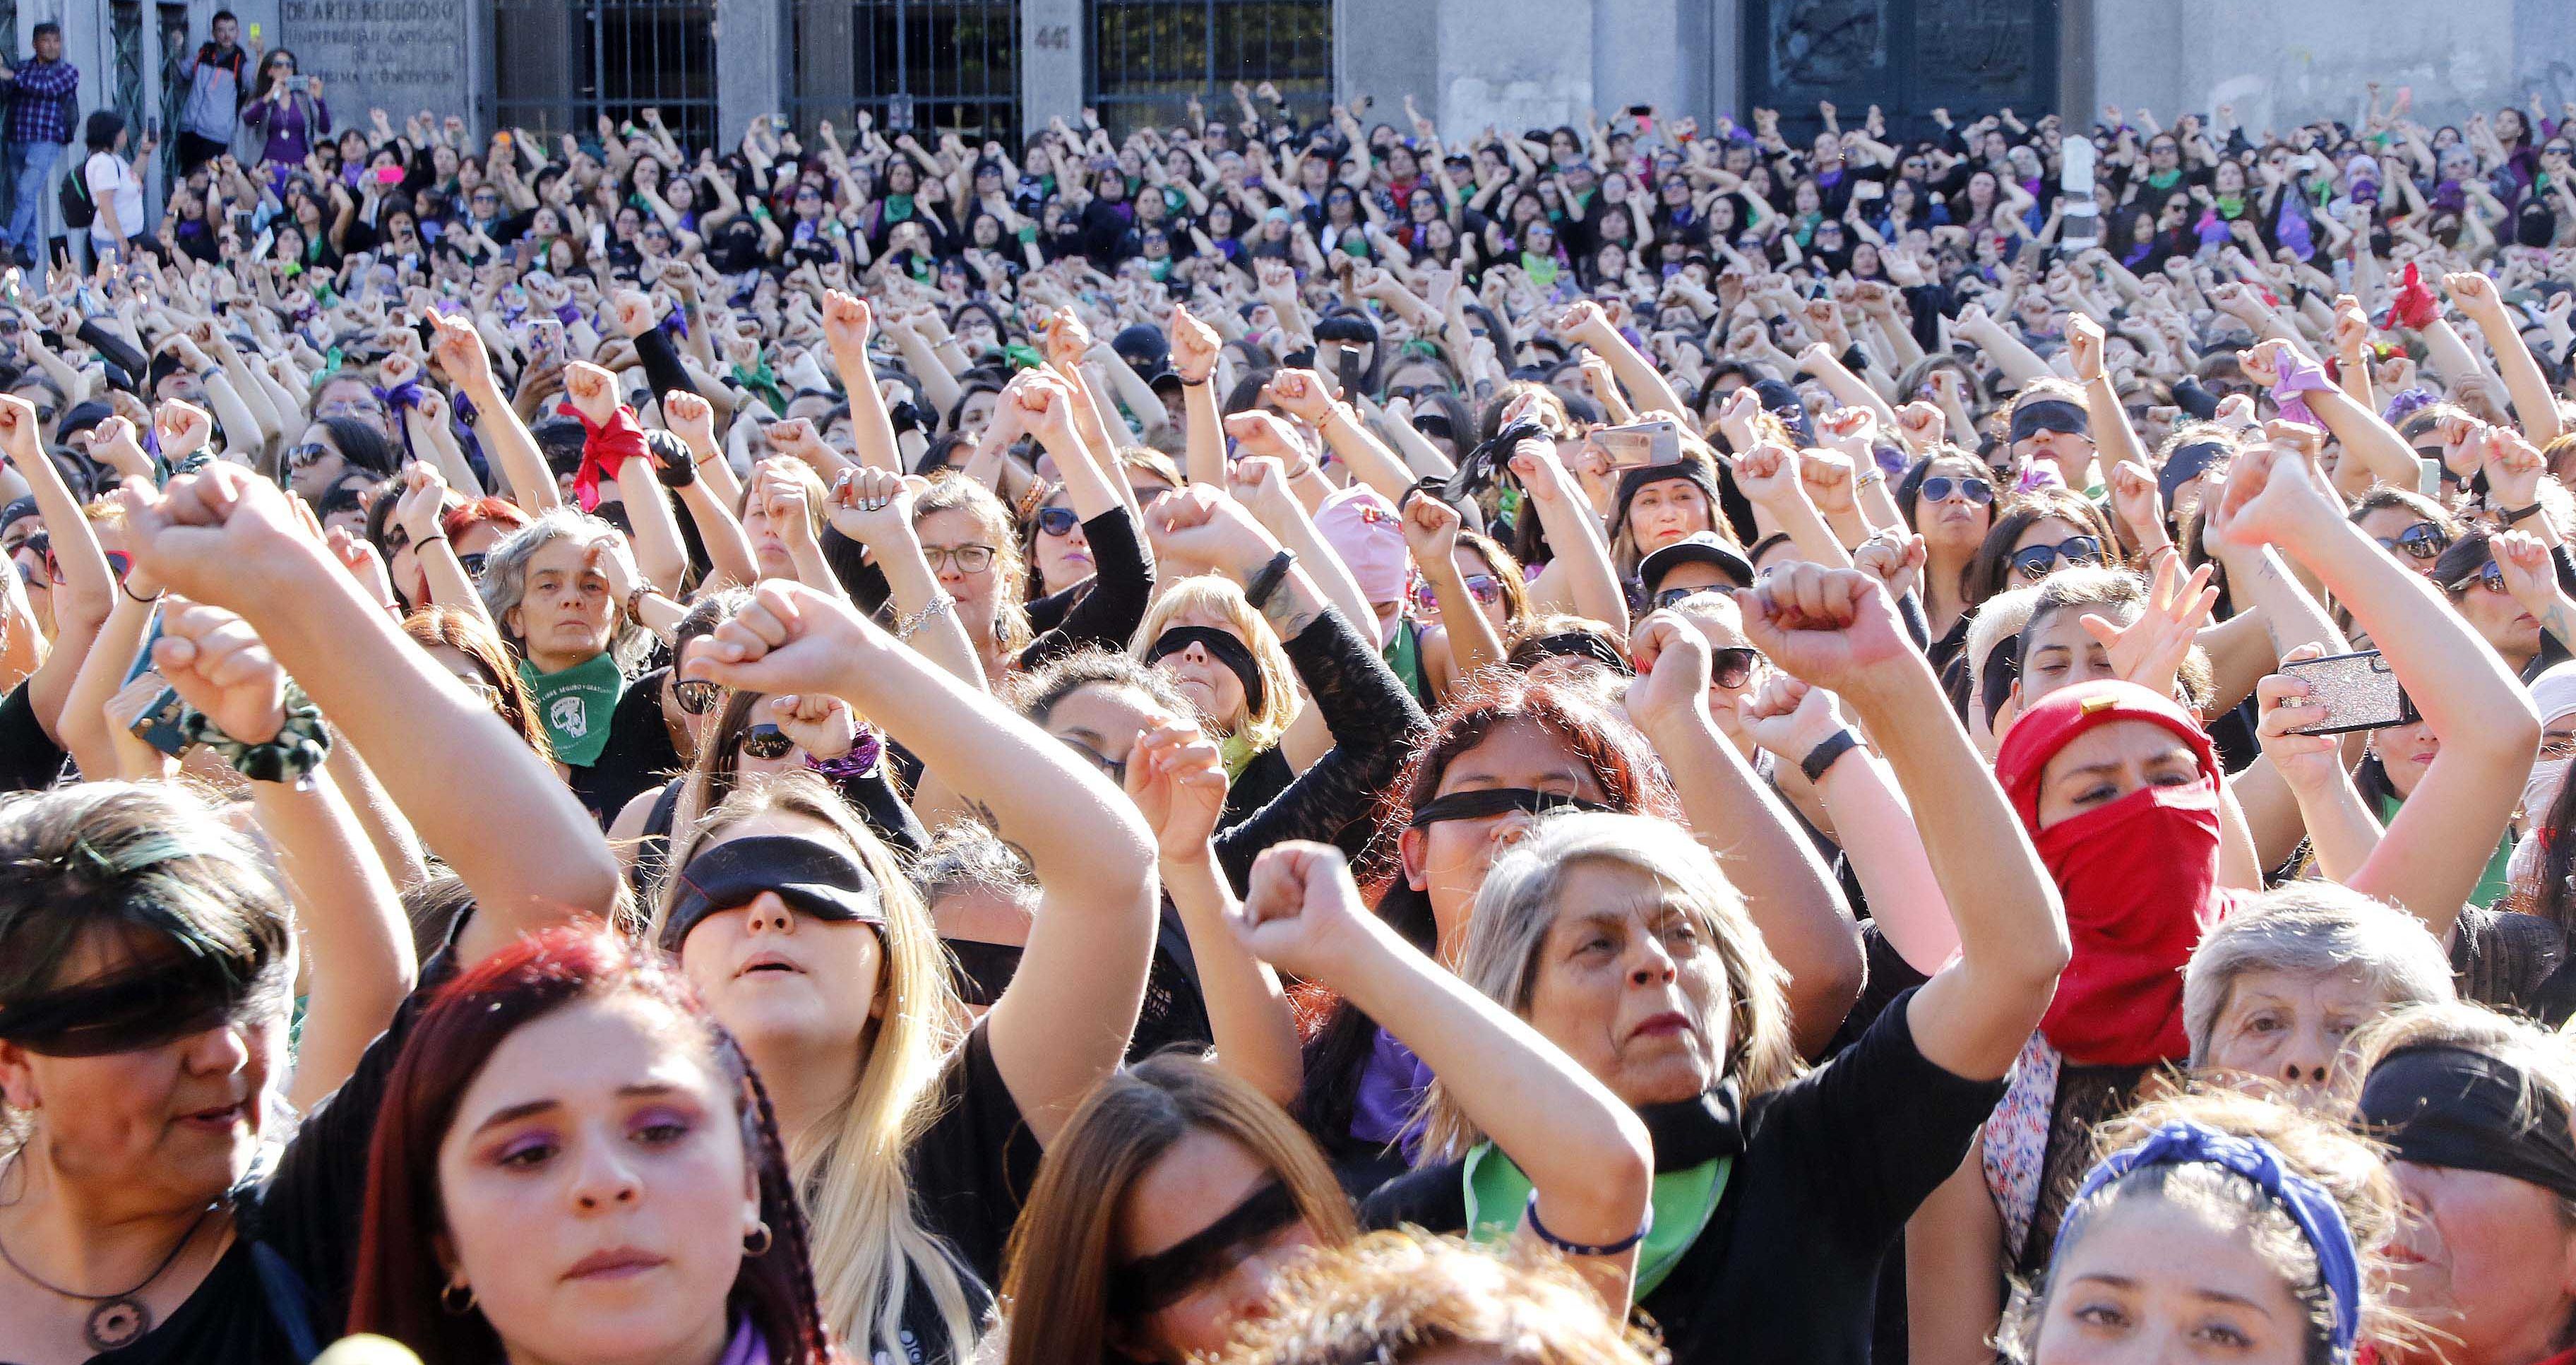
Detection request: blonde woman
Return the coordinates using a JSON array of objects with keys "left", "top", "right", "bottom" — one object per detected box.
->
[{"left": 661, "top": 578, "right": 1161, "bottom": 1359}]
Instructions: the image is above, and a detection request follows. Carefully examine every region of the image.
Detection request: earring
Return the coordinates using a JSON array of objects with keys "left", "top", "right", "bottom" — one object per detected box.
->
[
  {"left": 440, "top": 1280, "right": 477, "bottom": 1316},
  {"left": 743, "top": 1221, "right": 773, "bottom": 1257}
]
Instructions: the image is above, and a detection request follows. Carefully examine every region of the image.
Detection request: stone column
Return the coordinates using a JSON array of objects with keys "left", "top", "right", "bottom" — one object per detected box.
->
[
  {"left": 1019, "top": 0, "right": 1081, "bottom": 130},
  {"left": 1437, "top": 0, "right": 1592, "bottom": 134},
  {"left": 1335, "top": 0, "right": 1437, "bottom": 120},
  {"left": 715, "top": 0, "right": 787, "bottom": 145}
]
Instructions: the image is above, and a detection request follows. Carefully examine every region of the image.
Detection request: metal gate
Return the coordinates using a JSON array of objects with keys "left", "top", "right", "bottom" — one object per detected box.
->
[
  {"left": 109, "top": 0, "right": 146, "bottom": 140},
  {"left": 1741, "top": 0, "right": 2055, "bottom": 143},
  {"left": 789, "top": 0, "right": 1020, "bottom": 145},
  {"left": 1086, "top": 0, "right": 1330, "bottom": 136},
  {"left": 156, "top": 2, "right": 186, "bottom": 189},
  {"left": 493, "top": 0, "right": 720, "bottom": 153}
]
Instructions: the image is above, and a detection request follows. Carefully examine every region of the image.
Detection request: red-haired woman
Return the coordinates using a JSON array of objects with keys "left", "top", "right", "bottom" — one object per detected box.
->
[{"left": 347, "top": 926, "right": 836, "bottom": 1365}]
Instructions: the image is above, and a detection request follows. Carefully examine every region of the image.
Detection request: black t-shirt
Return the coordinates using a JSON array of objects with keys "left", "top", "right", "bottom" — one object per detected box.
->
[
  {"left": 907, "top": 1020, "right": 1047, "bottom": 1290},
  {"left": 0, "top": 679, "right": 66, "bottom": 792},
  {"left": 1360, "top": 989, "right": 2001, "bottom": 1365},
  {"left": 568, "top": 665, "right": 684, "bottom": 827}
]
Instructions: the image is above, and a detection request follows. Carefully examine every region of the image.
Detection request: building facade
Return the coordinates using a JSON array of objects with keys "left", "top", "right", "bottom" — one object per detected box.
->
[{"left": 3, "top": 0, "right": 2574, "bottom": 230}]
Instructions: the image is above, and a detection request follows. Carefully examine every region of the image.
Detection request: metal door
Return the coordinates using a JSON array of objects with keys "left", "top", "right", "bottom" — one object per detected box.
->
[
  {"left": 1741, "top": 0, "right": 2056, "bottom": 143},
  {"left": 1086, "top": 0, "right": 1330, "bottom": 136},
  {"left": 493, "top": 0, "right": 719, "bottom": 152},
  {"left": 789, "top": 0, "right": 1020, "bottom": 145}
]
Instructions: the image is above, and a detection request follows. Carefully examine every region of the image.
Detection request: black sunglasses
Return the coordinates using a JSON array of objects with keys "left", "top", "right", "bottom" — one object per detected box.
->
[
  {"left": 739, "top": 723, "right": 795, "bottom": 760},
  {"left": 1033, "top": 505, "right": 1080, "bottom": 537},
  {"left": 1919, "top": 476, "right": 1994, "bottom": 507},
  {"left": 1653, "top": 584, "right": 1729, "bottom": 611},
  {"left": 2448, "top": 560, "right": 2507, "bottom": 597},
  {"left": 673, "top": 678, "right": 723, "bottom": 715},
  {"left": 458, "top": 551, "right": 487, "bottom": 578},
  {"left": 2010, "top": 536, "right": 2104, "bottom": 581},
  {"left": 1711, "top": 646, "right": 1759, "bottom": 691},
  {"left": 2373, "top": 520, "right": 2450, "bottom": 562}
]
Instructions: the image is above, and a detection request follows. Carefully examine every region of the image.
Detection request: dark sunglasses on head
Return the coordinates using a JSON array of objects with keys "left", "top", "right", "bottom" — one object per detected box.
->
[
  {"left": 739, "top": 723, "right": 796, "bottom": 760},
  {"left": 1033, "top": 505, "right": 1081, "bottom": 537},
  {"left": 2010, "top": 535, "right": 2104, "bottom": 581},
  {"left": 673, "top": 678, "right": 724, "bottom": 715},
  {"left": 2374, "top": 520, "right": 2451, "bottom": 561},
  {"left": 1919, "top": 476, "right": 1994, "bottom": 507},
  {"left": 1387, "top": 383, "right": 1453, "bottom": 402},
  {"left": 2448, "top": 560, "right": 2507, "bottom": 597}
]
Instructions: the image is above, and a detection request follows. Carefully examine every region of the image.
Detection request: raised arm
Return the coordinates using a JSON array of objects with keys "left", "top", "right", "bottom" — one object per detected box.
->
[
  {"left": 431, "top": 313, "right": 562, "bottom": 513},
  {"left": 116, "top": 463, "right": 621, "bottom": 958},
  {"left": 152, "top": 600, "right": 415, "bottom": 1106},
  {"left": 1241, "top": 841, "right": 1654, "bottom": 1308},
  {"left": 2446, "top": 270, "right": 2565, "bottom": 447},
  {"left": 1738, "top": 566, "right": 2068, "bottom": 1080},
  {"left": 2210, "top": 440, "right": 2539, "bottom": 940},
  {"left": 822, "top": 466, "right": 986, "bottom": 689},
  {"left": 689, "top": 580, "right": 1159, "bottom": 1143},
  {"left": 1625, "top": 612, "right": 1865, "bottom": 1056}
]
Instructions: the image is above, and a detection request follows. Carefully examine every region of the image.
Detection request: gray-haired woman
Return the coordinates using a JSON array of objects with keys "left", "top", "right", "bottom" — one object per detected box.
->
[
  {"left": 2182, "top": 883, "right": 2457, "bottom": 1095},
  {"left": 1361, "top": 567, "right": 2070, "bottom": 1365},
  {"left": 477, "top": 508, "right": 676, "bottom": 819}
]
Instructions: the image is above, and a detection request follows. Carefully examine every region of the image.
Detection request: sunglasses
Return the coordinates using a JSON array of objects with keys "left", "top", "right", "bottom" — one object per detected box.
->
[
  {"left": 2447, "top": 561, "right": 2507, "bottom": 597},
  {"left": 285, "top": 442, "right": 336, "bottom": 472},
  {"left": 2373, "top": 520, "right": 2451, "bottom": 562},
  {"left": 1033, "top": 505, "right": 1081, "bottom": 537},
  {"left": 1652, "top": 584, "right": 1732, "bottom": 611},
  {"left": 1386, "top": 383, "right": 1453, "bottom": 402},
  {"left": 1919, "top": 476, "right": 1994, "bottom": 507},
  {"left": 739, "top": 723, "right": 796, "bottom": 760},
  {"left": 1412, "top": 574, "right": 1503, "bottom": 612},
  {"left": 673, "top": 678, "right": 724, "bottom": 715},
  {"left": 1710, "top": 646, "right": 1759, "bottom": 691},
  {"left": 458, "top": 550, "right": 487, "bottom": 578},
  {"left": 2010, "top": 535, "right": 2104, "bottom": 582}
]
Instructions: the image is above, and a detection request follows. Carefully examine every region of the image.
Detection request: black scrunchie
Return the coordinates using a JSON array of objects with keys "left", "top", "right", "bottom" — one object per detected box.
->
[{"left": 1144, "top": 625, "right": 1268, "bottom": 715}]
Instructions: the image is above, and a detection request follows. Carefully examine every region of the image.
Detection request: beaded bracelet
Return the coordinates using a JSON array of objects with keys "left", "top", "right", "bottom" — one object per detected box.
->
[{"left": 177, "top": 684, "right": 333, "bottom": 785}]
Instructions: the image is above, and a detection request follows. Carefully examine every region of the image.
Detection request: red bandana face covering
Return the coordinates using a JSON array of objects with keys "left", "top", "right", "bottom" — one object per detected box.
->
[
  {"left": 2030, "top": 777, "right": 2231, "bottom": 1066},
  {"left": 1998, "top": 680, "right": 2238, "bottom": 1067}
]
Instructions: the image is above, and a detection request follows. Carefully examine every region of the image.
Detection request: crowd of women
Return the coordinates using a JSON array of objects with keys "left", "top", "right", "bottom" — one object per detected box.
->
[{"left": 11, "top": 77, "right": 2576, "bottom": 1365}]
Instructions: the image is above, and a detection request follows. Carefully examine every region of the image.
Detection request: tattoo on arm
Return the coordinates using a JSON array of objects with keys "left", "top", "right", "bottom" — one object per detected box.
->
[{"left": 966, "top": 797, "right": 1036, "bottom": 866}]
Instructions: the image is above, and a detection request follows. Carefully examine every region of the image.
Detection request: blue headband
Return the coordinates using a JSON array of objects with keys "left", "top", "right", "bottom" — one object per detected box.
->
[{"left": 2056, "top": 1121, "right": 2361, "bottom": 1361}]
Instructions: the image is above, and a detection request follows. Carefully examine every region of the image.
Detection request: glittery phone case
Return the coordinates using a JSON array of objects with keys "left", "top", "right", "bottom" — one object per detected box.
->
[{"left": 2280, "top": 649, "right": 2416, "bottom": 735}]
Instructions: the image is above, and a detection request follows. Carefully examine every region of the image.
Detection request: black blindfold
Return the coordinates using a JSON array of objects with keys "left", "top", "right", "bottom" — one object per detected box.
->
[
  {"left": 1144, "top": 626, "right": 1268, "bottom": 715},
  {"left": 662, "top": 835, "right": 885, "bottom": 952}
]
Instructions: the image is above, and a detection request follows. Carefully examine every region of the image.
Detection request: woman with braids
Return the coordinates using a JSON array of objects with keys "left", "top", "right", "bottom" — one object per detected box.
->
[{"left": 344, "top": 926, "right": 838, "bottom": 1365}]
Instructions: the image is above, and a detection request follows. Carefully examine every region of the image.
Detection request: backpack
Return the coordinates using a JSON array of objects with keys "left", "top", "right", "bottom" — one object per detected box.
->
[{"left": 57, "top": 155, "right": 93, "bottom": 230}]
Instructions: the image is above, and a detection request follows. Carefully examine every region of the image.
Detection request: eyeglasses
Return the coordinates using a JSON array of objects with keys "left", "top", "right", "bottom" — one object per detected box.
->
[
  {"left": 739, "top": 723, "right": 795, "bottom": 760},
  {"left": 2373, "top": 520, "right": 2451, "bottom": 562},
  {"left": 2010, "top": 536, "right": 2104, "bottom": 582},
  {"left": 458, "top": 550, "right": 487, "bottom": 578},
  {"left": 1919, "top": 476, "right": 1994, "bottom": 507},
  {"left": 2447, "top": 561, "right": 2507, "bottom": 597},
  {"left": 1033, "top": 506, "right": 1081, "bottom": 537},
  {"left": 1710, "top": 646, "right": 1759, "bottom": 691},
  {"left": 2543, "top": 731, "right": 2576, "bottom": 761},
  {"left": 316, "top": 395, "right": 385, "bottom": 419},
  {"left": 673, "top": 678, "right": 724, "bottom": 715},
  {"left": 922, "top": 544, "right": 997, "bottom": 574},
  {"left": 1056, "top": 733, "right": 1126, "bottom": 784}
]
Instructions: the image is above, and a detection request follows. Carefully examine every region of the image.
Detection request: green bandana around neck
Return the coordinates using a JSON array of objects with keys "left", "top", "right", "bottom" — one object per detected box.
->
[
  {"left": 518, "top": 651, "right": 625, "bottom": 768},
  {"left": 1461, "top": 1143, "right": 1729, "bottom": 1298}
]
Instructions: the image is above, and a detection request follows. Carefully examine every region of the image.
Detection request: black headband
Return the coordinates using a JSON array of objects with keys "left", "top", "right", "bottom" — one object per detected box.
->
[
  {"left": 2010, "top": 398, "right": 2092, "bottom": 443},
  {"left": 1109, "top": 1179, "right": 1302, "bottom": 1319},
  {"left": 1520, "top": 631, "right": 1635, "bottom": 676},
  {"left": 1145, "top": 625, "right": 1268, "bottom": 715},
  {"left": 0, "top": 952, "right": 290, "bottom": 1057},
  {"left": 1407, "top": 786, "right": 1614, "bottom": 829},
  {"left": 2359, "top": 1044, "right": 2576, "bottom": 1200},
  {"left": 661, "top": 835, "right": 886, "bottom": 952}
]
